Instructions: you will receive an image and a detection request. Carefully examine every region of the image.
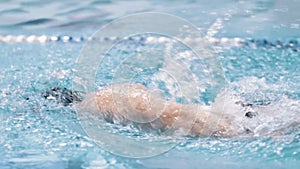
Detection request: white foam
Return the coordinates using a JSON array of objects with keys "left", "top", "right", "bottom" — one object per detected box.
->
[{"left": 212, "top": 77, "right": 300, "bottom": 137}]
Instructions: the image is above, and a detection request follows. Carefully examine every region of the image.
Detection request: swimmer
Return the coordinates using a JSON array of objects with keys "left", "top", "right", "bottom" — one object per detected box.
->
[{"left": 42, "top": 84, "right": 269, "bottom": 138}]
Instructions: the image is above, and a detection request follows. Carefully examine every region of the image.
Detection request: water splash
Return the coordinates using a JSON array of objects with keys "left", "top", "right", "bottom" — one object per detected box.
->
[{"left": 212, "top": 76, "right": 300, "bottom": 137}]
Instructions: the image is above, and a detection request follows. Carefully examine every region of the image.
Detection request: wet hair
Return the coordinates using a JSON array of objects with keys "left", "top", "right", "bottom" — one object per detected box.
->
[{"left": 42, "top": 87, "right": 83, "bottom": 106}]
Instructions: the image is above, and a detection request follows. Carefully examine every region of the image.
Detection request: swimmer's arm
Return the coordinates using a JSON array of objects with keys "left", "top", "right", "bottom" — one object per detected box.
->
[{"left": 78, "top": 84, "right": 236, "bottom": 137}]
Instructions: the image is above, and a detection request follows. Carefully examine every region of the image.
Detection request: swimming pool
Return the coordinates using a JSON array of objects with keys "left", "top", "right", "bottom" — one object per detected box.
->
[{"left": 0, "top": 0, "right": 299, "bottom": 169}]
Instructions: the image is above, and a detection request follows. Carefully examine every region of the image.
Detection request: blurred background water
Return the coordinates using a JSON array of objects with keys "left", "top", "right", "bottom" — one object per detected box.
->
[
  {"left": 0, "top": 0, "right": 299, "bottom": 169},
  {"left": 0, "top": 0, "right": 299, "bottom": 39}
]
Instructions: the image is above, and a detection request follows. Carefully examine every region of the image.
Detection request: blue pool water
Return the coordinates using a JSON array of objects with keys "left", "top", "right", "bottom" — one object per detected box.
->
[{"left": 0, "top": 0, "right": 299, "bottom": 169}]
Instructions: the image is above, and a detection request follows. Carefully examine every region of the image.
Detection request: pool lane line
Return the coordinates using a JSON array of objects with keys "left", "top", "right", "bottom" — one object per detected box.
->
[{"left": 0, "top": 35, "right": 299, "bottom": 51}]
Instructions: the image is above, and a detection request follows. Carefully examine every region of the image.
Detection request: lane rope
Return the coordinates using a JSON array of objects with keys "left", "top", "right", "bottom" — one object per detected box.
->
[{"left": 0, "top": 34, "right": 299, "bottom": 51}]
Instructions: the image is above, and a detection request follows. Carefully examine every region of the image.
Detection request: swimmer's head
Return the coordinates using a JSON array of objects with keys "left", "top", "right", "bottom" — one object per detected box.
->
[{"left": 42, "top": 87, "right": 83, "bottom": 106}]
